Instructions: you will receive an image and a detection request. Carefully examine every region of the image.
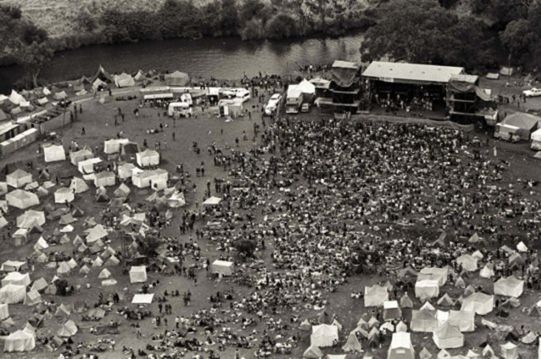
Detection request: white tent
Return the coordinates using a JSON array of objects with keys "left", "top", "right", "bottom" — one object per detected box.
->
[
  {"left": 78, "top": 157, "right": 102, "bottom": 174},
  {"left": 0, "top": 303, "right": 8, "bottom": 320},
  {"left": 114, "top": 73, "right": 135, "bottom": 88},
  {"left": 433, "top": 323, "right": 464, "bottom": 349},
  {"left": 461, "top": 292, "right": 494, "bottom": 315},
  {"left": 500, "top": 342, "right": 518, "bottom": 359},
  {"left": 57, "top": 320, "right": 78, "bottom": 337},
  {"left": 6, "top": 169, "right": 32, "bottom": 188},
  {"left": 1, "top": 260, "right": 26, "bottom": 272},
  {"left": 480, "top": 263, "right": 495, "bottom": 279},
  {"left": 0, "top": 215, "right": 7, "bottom": 230},
  {"left": 132, "top": 170, "right": 155, "bottom": 188},
  {"left": 531, "top": 128, "right": 541, "bottom": 150},
  {"left": 342, "top": 330, "right": 363, "bottom": 353},
  {"left": 150, "top": 169, "right": 168, "bottom": 190},
  {"left": 311, "top": 324, "right": 339, "bottom": 348},
  {"left": 70, "top": 148, "right": 93, "bottom": 165},
  {"left": 118, "top": 163, "right": 138, "bottom": 179},
  {"left": 364, "top": 285, "right": 389, "bottom": 307},
  {"left": 54, "top": 187, "right": 75, "bottom": 204},
  {"left": 388, "top": 332, "right": 415, "bottom": 359},
  {"left": 16, "top": 210, "right": 45, "bottom": 229},
  {"left": 0, "top": 284, "right": 26, "bottom": 304},
  {"left": 494, "top": 276, "right": 524, "bottom": 298},
  {"left": 3, "top": 328, "right": 35, "bottom": 352},
  {"left": 136, "top": 149, "right": 160, "bottom": 167},
  {"left": 456, "top": 254, "right": 479, "bottom": 272},
  {"left": 8, "top": 90, "right": 25, "bottom": 106},
  {"left": 42, "top": 144, "right": 66, "bottom": 162},
  {"left": 86, "top": 224, "right": 108, "bottom": 244},
  {"left": 447, "top": 310, "right": 475, "bottom": 332},
  {"left": 202, "top": 196, "right": 222, "bottom": 206},
  {"left": 70, "top": 177, "right": 89, "bottom": 194},
  {"left": 211, "top": 260, "right": 234, "bottom": 276},
  {"left": 303, "top": 345, "right": 323, "bottom": 359},
  {"left": 129, "top": 266, "right": 148, "bottom": 283},
  {"left": 132, "top": 293, "right": 154, "bottom": 304},
  {"left": 98, "top": 268, "right": 111, "bottom": 279},
  {"left": 94, "top": 171, "right": 116, "bottom": 187},
  {"left": 411, "top": 309, "right": 438, "bottom": 332},
  {"left": 383, "top": 300, "right": 401, "bottom": 321},
  {"left": 24, "top": 289, "right": 42, "bottom": 306},
  {"left": 418, "top": 267, "right": 448, "bottom": 286},
  {"left": 415, "top": 279, "right": 440, "bottom": 301},
  {"left": 1, "top": 272, "right": 31, "bottom": 287},
  {"left": 104, "top": 138, "right": 130, "bottom": 154}
]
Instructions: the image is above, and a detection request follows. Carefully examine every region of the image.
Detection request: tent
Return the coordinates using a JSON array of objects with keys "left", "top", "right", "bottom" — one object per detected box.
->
[
  {"left": 420, "top": 347, "right": 433, "bottom": 359},
  {"left": 211, "top": 260, "right": 234, "bottom": 276},
  {"left": 437, "top": 293, "right": 454, "bottom": 307},
  {"left": 303, "top": 345, "right": 323, "bottom": 359},
  {"left": 0, "top": 215, "right": 7, "bottom": 230},
  {"left": 129, "top": 266, "right": 147, "bottom": 283},
  {"left": 92, "top": 65, "right": 113, "bottom": 83},
  {"left": 3, "top": 328, "right": 35, "bottom": 352},
  {"left": 94, "top": 171, "right": 116, "bottom": 187},
  {"left": 70, "top": 148, "right": 93, "bottom": 165},
  {"left": 388, "top": 332, "right": 415, "bottom": 359},
  {"left": 57, "top": 320, "right": 78, "bottom": 337},
  {"left": 342, "top": 330, "right": 363, "bottom": 353},
  {"left": 42, "top": 144, "right": 66, "bottom": 163},
  {"left": 54, "top": 187, "right": 75, "bottom": 204},
  {"left": 16, "top": 210, "right": 45, "bottom": 229},
  {"left": 8, "top": 90, "right": 25, "bottom": 106},
  {"left": 114, "top": 183, "right": 131, "bottom": 198},
  {"left": 365, "top": 285, "right": 389, "bottom": 307},
  {"left": 31, "top": 277, "right": 48, "bottom": 292},
  {"left": 168, "top": 191, "right": 186, "bottom": 208},
  {"left": 311, "top": 324, "right": 339, "bottom": 348},
  {"left": 461, "top": 292, "right": 494, "bottom": 315},
  {"left": 202, "top": 196, "right": 222, "bottom": 206},
  {"left": 86, "top": 224, "right": 108, "bottom": 244},
  {"left": 78, "top": 157, "right": 102, "bottom": 174},
  {"left": 164, "top": 71, "right": 190, "bottom": 86},
  {"left": 0, "top": 303, "right": 8, "bottom": 320},
  {"left": 531, "top": 128, "right": 541, "bottom": 150},
  {"left": 0, "top": 284, "right": 26, "bottom": 304},
  {"left": 104, "top": 138, "right": 130, "bottom": 154},
  {"left": 456, "top": 254, "right": 478, "bottom": 272},
  {"left": 150, "top": 169, "right": 168, "bottom": 190},
  {"left": 383, "top": 300, "right": 401, "bottom": 321},
  {"left": 1, "top": 260, "right": 26, "bottom": 272},
  {"left": 23, "top": 289, "right": 42, "bottom": 306},
  {"left": 500, "top": 342, "right": 518, "bottom": 359},
  {"left": 418, "top": 267, "right": 448, "bottom": 286},
  {"left": 132, "top": 293, "right": 154, "bottom": 304},
  {"left": 118, "top": 163, "right": 138, "bottom": 179},
  {"left": 114, "top": 73, "right": 135, "bottom": 88},
  {"left": 480, "top": 263, "right": 495, "bottom": 279},
  {"left": 70, "top": 177, "right": 89, "bottom": 194},
  {"left": 415, "top": 279, "right": 440, "bottom": 301},
  {"left": 399, "top": 293, "right": 413, "bottom": 308},
  {"left": 516, "top": 241, "right": 528, "bottom": 253},
  {"left": 494, "top": 276, "right": 524, "bottom": 298},
  {"left": 6, "top": 169, "right": 32, "bottom": 188},
  {"left": 136, "top": 149, "right": 160, "bottom": 167},
  {"left": 98, "top": 268, "right": 111, "bottom": 279},
  {"left": 1, "top": 272, "right": 31, "bottom": 287},
  {"left": 433, "top": 323, "right": 464, "bottom": 349},
  {"left": 411, "top": 309, "right": 438, "bottom": 332},
  {"left": 447, "top": 310, "right": 475, "bottom": 332}
]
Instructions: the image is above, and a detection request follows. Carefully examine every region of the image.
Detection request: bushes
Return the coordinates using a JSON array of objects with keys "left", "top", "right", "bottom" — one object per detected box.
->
[{"left": 266, "top": 13, "right": 299, "bottom": 39}]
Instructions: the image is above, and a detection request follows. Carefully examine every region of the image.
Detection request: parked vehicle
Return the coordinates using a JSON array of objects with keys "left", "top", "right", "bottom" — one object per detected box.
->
[
  {"left": 264, "top": 93, "right": 282, "bottom": 116},
  {"left": 523, "top": 88, "right": 541, "bottom": 97}
]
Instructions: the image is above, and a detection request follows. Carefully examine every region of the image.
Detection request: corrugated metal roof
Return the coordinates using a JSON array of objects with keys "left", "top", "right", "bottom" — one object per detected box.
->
[{"left": 363, "top": 61, "right": 464, "bottom": 84}]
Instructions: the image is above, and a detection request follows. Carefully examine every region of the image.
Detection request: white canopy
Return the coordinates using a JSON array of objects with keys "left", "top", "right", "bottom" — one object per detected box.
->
[
  {"left": 132, "top": 293, "right": 154, "bottom": 304},
  {"left": 94, "top": 171, "right": 116, "bottom": 187},
  {"left": 16, "top": 210, "right": 45, "bottom": 229},
  {"left": 129, "top": 266, "right": 147, "bottom": 283},
  {"left": 311, "top": 324, "right": 339, "bottom": 348},
  {"left": 433, "top": 323, "right": 464, "bottom": 349},
  {"left": 202, "top": 196, "right": 222, "bottom": 206},
  {"left": 3, "top": 328, "right": 35, "bottom": 352},
  {"left": 211, "top": 260, "right": 234, "bottom": 276},
  {"left": 1, "top": 272, "right": 31, "bottom": 287},
  {"left": 415, "top": 279, "right": 440, "bottom": 301},
  {"left": 42, "top": 144, "right": 66, "bottom": 162},
  {"left": 136, "top": 149, "right": 160, "bottom": 167},
  {"left": 54, "top": 187, "right": 75, "bottom": 203},
  {"left": 6, "top": 169, "right": 32, "bottom": 188},
  {"left": 78, "top": 157, "right": 102, "bottom": 174},
  {"left": 494, "top": 276, "right": 524, "bottom": 298},
  {"left": 0, "top": 284, "right": 26, "bottom": 304},
  {"left": 364, "top": 285, "right": 389, "bottom": 307},
  {"left": 461, "top": 292, "right": 494, "bottom": 315},
  {"left": 104, "top": 138, "right": 130, "bottom": 154}
]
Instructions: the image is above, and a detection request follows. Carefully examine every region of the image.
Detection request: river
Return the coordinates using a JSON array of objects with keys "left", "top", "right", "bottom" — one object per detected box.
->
[{"left": 0, "top": 34, "right": 364, "bottom": 94}]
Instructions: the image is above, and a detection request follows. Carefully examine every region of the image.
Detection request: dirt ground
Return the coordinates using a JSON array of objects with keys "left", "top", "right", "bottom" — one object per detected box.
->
[{"left": 2, "top": 80, "right": 541, "bottom": 358}]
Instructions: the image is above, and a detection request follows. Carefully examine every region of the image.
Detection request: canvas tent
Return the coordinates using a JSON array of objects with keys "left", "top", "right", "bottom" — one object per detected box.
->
[
  {"left": 418, "top": 267, "right": 448, "bottom": 286},
  {"left": 495, "top": 112, "right": 541, "bottom": 142},
  {"left": 16, "top": 210, "right": 45, "bottom": 229},
  {"left": 6, "top": 169, "right": 32, "bottom": 188},
  {"left": 164, "top": 71, "right": 190, "bottom": 86},
  {"left": 1, "top": 260, "right": 26, "bottom": 272},
  {"left": 136, "top": 149, "right": 160, "bottom": 167},
  {"left": 461, "top": 292, "right": 494, "bottom": 315},
  {"left": 211, "top": 260, "right": 234, "bottom": 276},
  {"left": 24, "top": 289, "right": 42, "bottom": 306},
  {"left": 433, "top": 323, "right": 464, "bottom": 349},
  {"left": 114, "top": 73, "right": 135, "bottom": 88},
  {"left": 132, "top": 293, "right": 154, "bottom": 304},
  {"left": 494, "top": 276, "right": 524, "bottom": 298},
  {"left": 342, "top": 331, "right": 363, "bottom": 353},
  {"left": 1, "top": 272, "right": 31, "bottom": 287},
  {"left": 118, "top": 163, "right": 138, "bottom": 179},
  {"left": 129, "top": 266, "right": 147, "bottom": 283},
  {"left": 0, "top": 303, "right": 8, "bottom": 320},
  {"left": 456, "top": 254, "right": 478, "bottom": 272},
  {"left": 70, "top": 177, "right": 89, "bottom": 194},
  {"left": 303, "top": 345, "right": 323, "bottom": 359},
  {"left": 415, "top": 280, "right": 440, "bottom": 301},
  {"left": 8, "top": 90, "right": 25, "bottom": 106},
  {"left": 54, "top": 187, "right": 75, "bottom": 204},
  {"left": 388, "top": 332, "right": 415, "bottom": 359},
  {"left": 78, "top": 157, "right": 102, "bottom": 174},
  {"left": 42, "top": 144, "right": 66, "bottom": 162},
  {"left": 104, "top": 138, "right": 130, "bottom": 154},
  {"left": 311, "top": 324, "right": 339, "bottom": 348},
  {"left": 500, "top": 342, "right": 518, "bottom": 359},
  {"left": 94, "top": 171, "right": 116, "bottom": 187},
  {"left": 383, "top": 300, "right": 402, "bottom": 321},
  {"left": 202, "top": 196, "right": 222, "bottom": 206},
  {"left": 3, "top": 328, "right": 35, "bottom": 352},
  {"left": 411, "top": 309, "right": 438, "bottom": 332},
  {"left": 0, "top": 284, "right": 26, "bottom": 304},
  {"left": 57, "top": 320, "right": 78, "bottom": 337},
  {"left": 364, "top": 285, "right": 389, "bottom": 307},
  {"left": 70, "top": 148, "right": 93, "bottom": 165}
]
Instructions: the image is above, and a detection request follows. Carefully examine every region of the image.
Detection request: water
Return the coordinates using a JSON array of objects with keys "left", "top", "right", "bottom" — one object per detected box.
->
[{"left": 0, "top": 34, "right": 364, "bottom": 94}]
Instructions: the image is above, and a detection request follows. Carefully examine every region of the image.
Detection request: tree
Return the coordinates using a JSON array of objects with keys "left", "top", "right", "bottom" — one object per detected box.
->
[
  {"left": 266, "top": 13, "right": 299, "bottom": 39},
  {"left": 500, "top": 19, "right": 535, "bottom": 62},
  {"left": 17, "top": 41, "right": 53, "bottom": 87},
  {"left": 240, "top": 18, "right": 265, "bottom": 40},
  {"left": 221, "top": 0, "right": 240, "bottom": 36},
  {"left": 233, "top": 239, "right": 257, "bottom": 258}
]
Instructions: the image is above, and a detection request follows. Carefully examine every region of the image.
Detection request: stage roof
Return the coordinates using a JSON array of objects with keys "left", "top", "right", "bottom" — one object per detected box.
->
[{"left": 363, "top": 61, "right": 464, "bottom": 85}]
